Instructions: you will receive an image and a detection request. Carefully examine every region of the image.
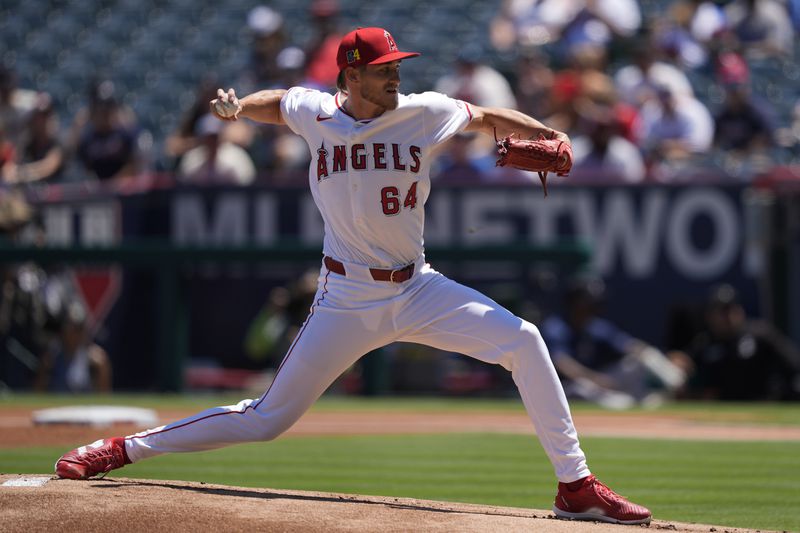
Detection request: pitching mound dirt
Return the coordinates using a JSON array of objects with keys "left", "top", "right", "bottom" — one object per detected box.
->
[{"left": 0, "top": 475, "right": 771, "bottom": 533}]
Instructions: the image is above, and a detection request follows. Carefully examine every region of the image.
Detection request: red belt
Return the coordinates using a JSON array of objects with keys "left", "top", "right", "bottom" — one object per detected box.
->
[{"left": 324, "top": 256, "right": 415, "bottom": 283}]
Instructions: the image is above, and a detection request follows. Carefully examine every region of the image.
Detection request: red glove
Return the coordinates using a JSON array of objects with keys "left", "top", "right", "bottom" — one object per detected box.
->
[{"left": 495, "top": 131, "right": 572, "bottom": 197}]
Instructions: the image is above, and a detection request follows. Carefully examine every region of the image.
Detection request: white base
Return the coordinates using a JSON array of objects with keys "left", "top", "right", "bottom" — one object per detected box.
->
[
  {"left": 32, "top": 406, "right": 158, "bottom": 427},
  {"left": 2, "top": 477, "right": 50, "bottom": 487}
]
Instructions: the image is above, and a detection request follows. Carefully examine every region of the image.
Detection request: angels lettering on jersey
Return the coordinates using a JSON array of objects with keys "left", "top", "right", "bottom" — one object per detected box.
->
[
  {"left": 316, "top": 142, "right": 421, "bottom": 181},
  {"left": 280, "top": 87, "right": 472, "bottom": 265}
]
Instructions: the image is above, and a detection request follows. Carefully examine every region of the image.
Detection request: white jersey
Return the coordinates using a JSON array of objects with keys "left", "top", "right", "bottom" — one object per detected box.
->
[{"left": 280, "top": 87, "right": 473, "bottom": 268}]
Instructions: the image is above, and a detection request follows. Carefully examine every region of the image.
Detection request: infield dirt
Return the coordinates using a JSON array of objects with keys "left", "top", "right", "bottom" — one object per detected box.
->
[{"left": 3, "top": 407, "right": 800, "bottom": 448}]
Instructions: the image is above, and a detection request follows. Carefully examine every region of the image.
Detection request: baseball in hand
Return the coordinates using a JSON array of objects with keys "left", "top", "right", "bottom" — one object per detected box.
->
[{"left": 214, "top": 99, "right": 239, "bottom": 119}]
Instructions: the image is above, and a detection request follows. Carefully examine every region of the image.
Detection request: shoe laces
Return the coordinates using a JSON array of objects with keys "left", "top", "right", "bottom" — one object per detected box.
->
[
  {"left": 589, "top": 477, "right": 624, "bottom": 505},
  {"left": 81, "top": 445, "right": 122, "bottom": 473}
]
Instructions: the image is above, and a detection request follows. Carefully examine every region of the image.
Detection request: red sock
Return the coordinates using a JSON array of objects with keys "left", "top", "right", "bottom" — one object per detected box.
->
[
  {"left": 117, "top": 437, "right": 132, "bottom": 464},
  {"left": 566, "top": 476, "right": 588, "bottom": 491}
]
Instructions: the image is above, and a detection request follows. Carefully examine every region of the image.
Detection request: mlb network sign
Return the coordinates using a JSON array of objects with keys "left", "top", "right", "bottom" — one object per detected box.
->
[{"left": 172, "top": 185, "right": 759, "bottom": 281}]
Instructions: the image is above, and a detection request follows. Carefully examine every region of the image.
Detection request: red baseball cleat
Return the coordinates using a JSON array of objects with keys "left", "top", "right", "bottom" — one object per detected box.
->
[
  {"left": 55, "top": 437, "right": 130, "bottom": 480},
  {"left": 553, "top": 475, "right": 651, "bottom": 525}
]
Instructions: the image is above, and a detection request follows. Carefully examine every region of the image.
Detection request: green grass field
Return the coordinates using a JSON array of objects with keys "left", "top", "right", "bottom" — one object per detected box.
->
[
  {"left": 5, "top": 393, "right": 800, "bottom": 423},
  {"left": 2, "top": 395, "right": 799, "bottom": 531}
]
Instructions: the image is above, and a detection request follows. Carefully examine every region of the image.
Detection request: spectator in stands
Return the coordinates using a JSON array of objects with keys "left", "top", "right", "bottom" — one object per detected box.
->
[
  {"left": 35, "top": 302, "right": 112, "bottom": 393},
  {"left": 178, "top": 114, "right": 256, "bottom": 186},
  {"left": 2, "top": 93, "right": 65, "bottom": 185},
  {"left": 541, "top": 275, "right": 688, "bottom": 409},
  {"left": 684, "top": 284, "right": 800, "bottom": 400},
  {"left": 684, "top": 0, "right": 729, "bottom": 44},
  {"left": 240, "top": 6, "right": 288, "bottom": 95},
  {"left": 556, "top": 0, "right": 642, "bottom": 63},
  {"left": 276, "top": 47, "right": 308, "bottom": 88},
  {"left": 271, "top": 49, "right": 314, "bottom": 178},
  {"left": 614, "top": 42, "right": 694, "bottom": 108},
  {"left": 570, "top": 102, "right": 646, "bottom": 183},
  {"left": 67, "top": 79, "right": 137, "bottom": 158},
  {"left": 542, "top": 47, "right": 616, "bottom": 136},
  {"left": 513, "top": 48, "right": 556, "bottom": 121},
  {"left": 637, "top": 83, "right": 714, "bottom": 180},
  {"left": 490, "top": 0, "right": 572, "bottom": 51},
  {"left": 166, "top": 78, "right": 224, "bottom": 168},
  {"left": 725, "top": 0, "right": 795, "bottom": 59},
  {"left": 652, "top": 0, "right": 725, "bottom": 70},
  {"left": 0, "top": 65, "right": 38, "bottom": 148},
  {"left": 76, "top": 86, "right": 140, "bottom": 182},
  {"left": 245, "top": 46, "right": 310, "bottom": 179},
  {"left": 0, "top": 192, "right": 48, "bottom": 391},
  {"left": 304, "top": 0, "right": 343, "bottom": 90},
  {"left": 579, "top": 69, "right": 640, "bottom": 141},
  {"left": 435, "top": 48, "right": 517, "bottom": 109},
  {"left": 713, "top": 58, "right": 776, "bottom": 153}
]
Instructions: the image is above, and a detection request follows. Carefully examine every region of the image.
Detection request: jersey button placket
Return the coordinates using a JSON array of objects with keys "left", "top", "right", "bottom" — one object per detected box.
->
[
  {"left": 354, "top": 181, "right": 366, "bottom": 226},
  {"left": 347, "top": 172, "right": 366, "bottom": 226},
  {"left": 352, "top": 181, "right": 366, "bottom": 226}
]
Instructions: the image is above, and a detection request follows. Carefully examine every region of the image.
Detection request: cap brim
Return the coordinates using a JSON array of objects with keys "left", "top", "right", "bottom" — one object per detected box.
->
[{"left": 368, "top": 51, "right": 420, "bottom": 65}]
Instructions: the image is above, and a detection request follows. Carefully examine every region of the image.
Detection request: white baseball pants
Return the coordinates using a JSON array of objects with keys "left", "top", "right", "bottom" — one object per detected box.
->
[{"left": 125, "top": 257, "right": 591, "bottom": 482}]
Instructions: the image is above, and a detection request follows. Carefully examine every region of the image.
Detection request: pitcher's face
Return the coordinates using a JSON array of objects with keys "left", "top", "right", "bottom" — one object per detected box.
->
[{"left": 357, "top": 61, "right": 402, "bottom": 110}]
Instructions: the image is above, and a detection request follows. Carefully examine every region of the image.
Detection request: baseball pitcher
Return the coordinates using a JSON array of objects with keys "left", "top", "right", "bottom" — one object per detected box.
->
[{"left": 55, "top": 27, "right": 650, "bottom": 525}]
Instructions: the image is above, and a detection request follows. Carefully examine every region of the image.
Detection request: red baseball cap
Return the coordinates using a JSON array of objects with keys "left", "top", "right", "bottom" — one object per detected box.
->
[{"left": 336, "top": 27, "right": 420, "bottom": 71}]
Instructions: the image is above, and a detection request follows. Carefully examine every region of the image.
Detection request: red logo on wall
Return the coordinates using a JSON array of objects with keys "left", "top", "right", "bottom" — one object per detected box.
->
[{"left": 72, "top": 268, "right": 122, "bottom": 334}]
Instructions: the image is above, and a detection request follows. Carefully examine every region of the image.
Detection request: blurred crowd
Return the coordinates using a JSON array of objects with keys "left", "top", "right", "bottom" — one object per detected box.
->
[
  {"left": 0, "top": 0, "right": 799, "bottom": 189},
  {"left": 444, "top": 0, "right": 800, "bottom": 184},
  {"left": 539, "top": 276, "right": 800, "bottom": 406},
  {"left": 2, "top": 0, "right": 800, "bottom": 401}
]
